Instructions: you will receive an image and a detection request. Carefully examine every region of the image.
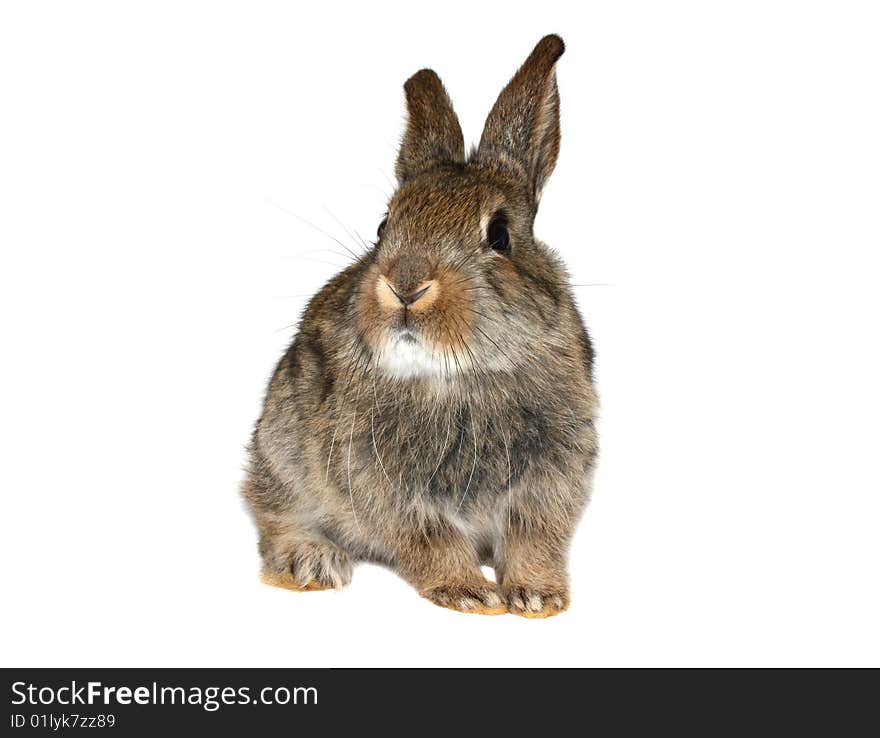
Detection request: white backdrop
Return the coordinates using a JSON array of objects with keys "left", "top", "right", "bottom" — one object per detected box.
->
[{"left": 2, "top": 1, "right": 878, "bottom": 667}]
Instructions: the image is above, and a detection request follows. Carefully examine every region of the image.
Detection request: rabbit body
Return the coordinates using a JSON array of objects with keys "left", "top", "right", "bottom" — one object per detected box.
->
[{"left": 243, "top": 35, "right": 598, "bottom": 617}]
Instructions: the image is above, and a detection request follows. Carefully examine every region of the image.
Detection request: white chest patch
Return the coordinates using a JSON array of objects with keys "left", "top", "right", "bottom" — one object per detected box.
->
[{"left": 377, "top": 333, "right": 448, "bottom": 380}]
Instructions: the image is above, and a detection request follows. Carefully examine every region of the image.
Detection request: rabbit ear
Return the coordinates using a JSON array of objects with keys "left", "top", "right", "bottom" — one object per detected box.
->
[
  {"left": 475, "top": 35, "right": 565, "bottom": 201},
  {"left": 395, "top": 69, "right": 465, "bottom": 183}
]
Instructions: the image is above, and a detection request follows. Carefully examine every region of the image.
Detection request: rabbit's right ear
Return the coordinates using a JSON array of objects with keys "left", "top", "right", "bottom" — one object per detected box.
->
[{"left": 395, "top": 69, "right": 465, "bottom": 183}]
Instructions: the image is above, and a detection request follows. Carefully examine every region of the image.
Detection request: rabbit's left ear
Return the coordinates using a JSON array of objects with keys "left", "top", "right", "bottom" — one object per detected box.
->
[
  {"left": 475, "top": 35, "right": 565, "bottom": 201},
  {"left": 395, "top": 69, "right": 465, "bottom": 183}
]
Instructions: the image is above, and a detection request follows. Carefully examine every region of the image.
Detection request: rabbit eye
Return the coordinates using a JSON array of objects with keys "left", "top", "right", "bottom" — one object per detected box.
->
[
  {"left": 487, "top": 215, "right": 510, "bottom": 252},
  {"left": 377, "top": 215, "right": 388, "bottom": 239}
]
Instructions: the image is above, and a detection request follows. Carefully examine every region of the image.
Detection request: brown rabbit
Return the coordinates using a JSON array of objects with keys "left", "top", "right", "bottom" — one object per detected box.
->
[{"left": 243, "top": 34, "right": 598, "bottom": 617}]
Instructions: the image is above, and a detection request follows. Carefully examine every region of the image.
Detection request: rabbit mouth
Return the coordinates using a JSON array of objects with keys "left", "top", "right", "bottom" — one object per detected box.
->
[{"left": 375, "top": 327, "right": 449, "bottom": 380}]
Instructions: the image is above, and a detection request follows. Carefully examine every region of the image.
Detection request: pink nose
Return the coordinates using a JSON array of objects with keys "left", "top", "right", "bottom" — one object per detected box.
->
[
  {"left": 386, "top": 282, "right": 431, "bottom": 307},
  {"left": 376, "top": 276, "right": 440, "bottom": 313}
]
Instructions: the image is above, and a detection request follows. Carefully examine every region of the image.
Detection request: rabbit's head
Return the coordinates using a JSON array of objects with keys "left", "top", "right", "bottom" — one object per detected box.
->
[{"left": 356, "top": 35, "right": 571, "bottom": 381}]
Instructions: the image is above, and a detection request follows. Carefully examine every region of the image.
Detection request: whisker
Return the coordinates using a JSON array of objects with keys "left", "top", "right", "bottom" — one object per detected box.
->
[
  {"left": 278, "top": 255, "right": 351, "bottom": 269},
  {"left": 447, "top": 249, "right": 481, "bottom": 274},
  {"left": 325, "top": 425, "right": 339, "bottom": 484},
  {"left": 273, "top": 322, "right": 298, "bottom": 334},
  {"left": 376, "top": 167, "right": 396, "bottom": 196},
  {"left": 294, "top": 247, "right": 359, "bottom": 261},
  {"left": 266, "top": 199, "right": 363, "bottom": 264},
  {"left": 456, "top": 411, "right": 479, "bottom": 512},
  {"left": 467, "top": 306, "right": 502, "bottom": 326},
  {"left": 442, "top": 324, "right": 465, "bottom": 378},
  {"left": 424, "top": 415, "right": 453, "bottom": 494},
  {"left": 322, "top": 205, "right": 372, "bottom": 262},
  {"left": 473, "top": 324, "right": 512, "bottom": 364},
  {"left": 346, "top": 384, "right": 364, "bottom": 535},
  {"left": 457, "top": 328, "right": 488, "bottom": 383},
  {"left": 502, "top": 427, "right": 512, "bottom": 534},
  {"left": 448, "top": 313, "right": 488, "bottom": 383},
  {"left": 370, "top": 374, "right": 393, "bottom": 485},
  {"left": 460, "top": 286, "right": 494, "bottom": 294}
]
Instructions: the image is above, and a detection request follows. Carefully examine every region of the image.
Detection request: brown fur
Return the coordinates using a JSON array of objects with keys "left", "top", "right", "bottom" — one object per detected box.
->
[{"left": 243, "top": 35, "right": 598, "bottom": 618}]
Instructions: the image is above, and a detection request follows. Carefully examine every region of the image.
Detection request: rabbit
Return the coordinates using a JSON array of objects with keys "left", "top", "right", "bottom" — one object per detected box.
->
[{"left": 242, "top": 34, "right": 598, "bottom": 618}]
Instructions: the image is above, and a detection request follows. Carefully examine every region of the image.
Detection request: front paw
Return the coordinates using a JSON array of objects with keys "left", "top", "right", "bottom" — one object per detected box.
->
[
  {"left": 422, "top": 581, "right": 507, "bottom": 615},
  {"left": 261, "top": 540, "right": 353, "bottom": 592},
  {"left": 503, "top": 585, "right": 569, "bottom": 619}
]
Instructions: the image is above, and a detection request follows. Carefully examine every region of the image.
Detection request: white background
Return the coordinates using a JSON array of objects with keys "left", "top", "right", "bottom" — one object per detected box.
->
[{"left": 2, "top": 1, "right": 878, "bottom": 667}]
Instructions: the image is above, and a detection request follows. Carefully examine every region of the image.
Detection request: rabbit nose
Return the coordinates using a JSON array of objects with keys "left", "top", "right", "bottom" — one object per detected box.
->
[
  {"left": 377, "top": 254, "right": 439, "bottom": 312},
  {"left": 387, "top": 282, "right": 431, "bottom": 307},
  {"left": 377, "top": 275, "right": 440, "bottom": 313}
]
